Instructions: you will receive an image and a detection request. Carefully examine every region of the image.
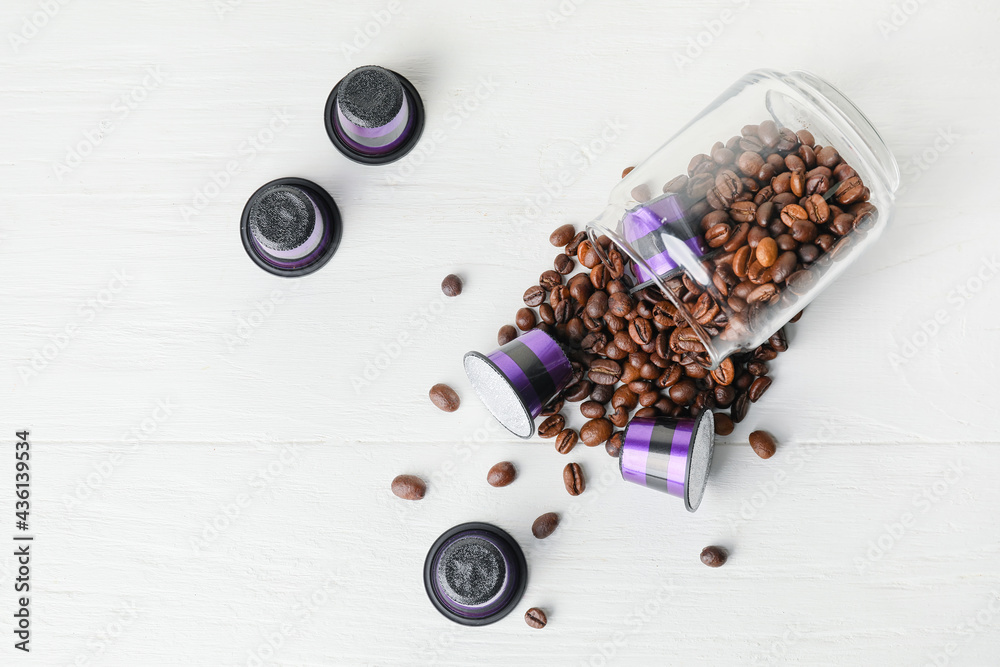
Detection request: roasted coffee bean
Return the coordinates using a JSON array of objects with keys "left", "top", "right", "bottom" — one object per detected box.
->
[
  {"left": 790, "top": 170, "right": 806, "bottom": 197},
  {"left": 537, "top": 303, "right": 555, "bottom": 325},
  {"left": 756, "top": 237, "right": 778, "bottom": 267},
  {"left": 790, "top": 219, "right": 818, "bottom": 243},
  {"left": 564, "top": 380, "right": 592, "bottom": 402},
  {"left": 525, "top": 607, "right": 548, "bottom": 629},
  {"left": 538, "top": 414, "right": 566, "bottom": 438},
  {"left": 779, "top": 204, "right": 808, "bottom": 227},
  {"left": 710, "top": 357, "right": 736, "bottom": 386},
  {"left": 523, "top": 285, "right": 545, "bottom": 307},
  {"left": 629, "top": 318, "right": 654, "bottom": 345},
  {"left": 769, "top": 328, "right": 788, "bottom": 352},
  {"left": 758, "top": 120, "right": 779, "bottom": 147},
  {"left": 498, "top": 325, "right": 517, "bottom": 346},
  {"left": 748, "top": 376, "right": 772, "bottom": 402},
  {"left": 577, "top": 240, "right": 601, "bottom": 268},
  {"left": 580, "top": 418, "right": 614, "bottom": 446},
  {"left": 554, "top": 253, "right": 574, "bottom": 275},
  {"left": 638, "top": 390, "right": 660, "bottom": 408},
  {"left": 732, "top": 392, "right": 749, "bottom": 422},
  {"left": 532, "top": 512, "right": 559, "bottom": 539},
  {"left": 487, "top": 461, "right": 517, "bottom": 487},
  {"left": 732, "top": 246, "right": 752, "bottom": 278},
  {"left": 835, "top": 175, "right": 864, "bottom": 205},
  {"left": 613, "top": 331, "right": 638, "bottom": 354},
  {"left": 755, "top": 201, "right": 775, "bottom": 227},
  {"left": 391, "top": 474, "right": 426, "bottom": 500},
  {"left": 747, "top": 282, "right": 778, "bottom": 303},
  {"left": 539, "top": 270, "right": 563, "bottom": 291},
  {"left": 714, "top": 382, "right": 736, "bottom": 407},
  {"left": 830, "top": 212, "right": 856, "bottom": 236},
  {"left": 634, "top": 407, "right": 657, "bottom": 419},
  {"left": 429, "top": 383, "right": 460, "bottom": 412},
  {"left": 515, "top": 307, "right": 537, "bottom": 331},
  {"left": 608, "top": 292, "right": 634, "bottom": 317},
  {"left": 770, "top": 251, "right": 797, "bottom": 283},
  {"left": 729, "top": 201, "right": 757, "bottom": 224},
  {"left": 816, "top": 146, "right": 840, "bottom": 168},
  {"left": 441, "top": 274, "right": 463, "bottom": 297},
  {"left": 789, "top": 309, "right": 804, "bottom": 323},
  {"left": 588, "top": 359, "right": 622, "bottom": 385},
  {"left": 580, "top": 401, "right": 606, "bottom": 419},
  {"left": 668, "top": 379, "right": 698, "bottom": 405},
  {"left": 586, "top": 291, "right": 609, "bottom": 318},
  {"left": 749, "top": 430, "right": 776, "bottom": 459},
  {"left": 606, "top": 431, "right": 625, "bottom": 457},
  {"left": 747, "top": 360, "right": 768, "bottom": 376},
  {"left": 565, "top": 231, "right": 587, "bottom": 256},
  {"left": 555, "top": 428, "right": 578, "bottom": 454},
  {"left": 804, "top": 194, "right": 830, "bottom": 224},
  {"left": 797, "top": 243, "right": 820, "bottom": 264},
  {"left": 700, "top": 546, "right": 728, "bottom": 568},
  {"left": 609, "top": 405, "right": 630, "bottom": 428},
  {"left": 736, "top": 151, "right": 765, "bottom": 177},
  {"left": 705, "top": 223, "right": 731, "bottom": 248},
  {"left": 541, "top": 399, "right": 564, "bottom": 417},
  {"left": 714, "top": 412, "right": 735, "bottom": 436},
  {"left": 563, "top": 462, "right": 586, "bottom": 495},
  {"left": 612, "top": 386, "right": 639, "bottom": 410},
  {"left": 550, "top": 224, "right": 576, "bottom": 247}
]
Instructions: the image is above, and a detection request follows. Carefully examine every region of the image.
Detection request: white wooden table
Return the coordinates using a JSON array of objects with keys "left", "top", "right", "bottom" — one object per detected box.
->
[{"left": 2, "top": 1, "right": 999, "bottom": 664}]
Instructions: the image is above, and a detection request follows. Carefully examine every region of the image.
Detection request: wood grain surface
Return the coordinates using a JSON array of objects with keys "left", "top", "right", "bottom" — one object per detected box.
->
[{"left": 1, "top": 0, "right": 998, "bottom": 664}]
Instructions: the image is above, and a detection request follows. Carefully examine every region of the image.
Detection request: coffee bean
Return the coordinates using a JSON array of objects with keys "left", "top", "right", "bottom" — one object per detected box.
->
[
  {"left": 580, "top": 401, "right": 606, "bottom": 419},
  {"left": 710, "top": 357, "right": 735, "bottom": 386},
  {"left": 586, "top": 291, "right": 609, "bottom": 319},
  {"left": 550, "top": 224, "right": 575, "bottom": 247},
  {"left": 747, "top": 360, "right": 769, "bottom": 376},
  {"left": 606, "top": 431, "right": 624, "bottom": 457},
  {"left": 441, "top": 274, "right": 462, "bottom": 297},
  {"left": 429, "top": 383, "right": 460, "bottom": 412},
  {"left": 531, "top": 512, "right": 559, "bottom": 539},
  {"left": 771, "top": 251, "right": 797, "bottom": 283},
  {"left": 705, "top": 223, "right": 731, "bottom": 248},
  {"left": 756, "top": 237, "right": 778, "bottom": 267},
  {"left": 769, "top": 328, "right": 788, "bottom": 352},
  {"left": 749, "top": 430, "right": 776, "bottom": 459},
  {"left": 577, "top": 240, "right": 601, "bottom": 268},
  {"left": 736, "top": 151, "right": 764, "bottom": 177},
  {"left": 498, "top": 325, "right": 517, "bottom": 346},
  {"left": 590, "top": 383, "right": 614, "bottom": 404},
  {"left": 622, "top": 166, "right": 635, "bottom": 178},
  {"left": 553, "top": 253, "right": 575, "bottom": 275},
  {"left": 668, "top": 379, "right": 697, "bottom": 405},
  {"left": 780, "top": 204, "right": 808, "bottom": 227},
  {"left": 804, "top": 194, "right": 830, "bottom": 223},
  {"left": 555, "top": 428, "right": 578, "bottom": 454},
  {"left": 580, "top": 418, "right": 613, "bottom": 446},
  {"left": 525, "top": 607, "right": 548, "bottom": 629},
  {"left": 588, "top": 359, "right": 622, "bottom": 385},
  {"left": 565, "top": 231, "right": 587, "bottom": 256},
  {"left": 565, "top": 380, "right": 592, "bottom": 402},
  {"left": 539, "top": 303, "right": 556, "bottom": 325},
  {"left": 538, "top": 414, "right": 566, "bottom": 438},
  {"left": 732, "top": 392, "right": 749, "bottom": 422},
  {"left": 748, "top": 376, "right": 772, "bottom": 402},
  {"left": 816, "top": 146, "right": 840, "bottom": 168},
  {"left": 487, "top": 461, "right": 517, "bottom": 487},
  {"left": 758, "top": 120, "right": 779, "bottom": 147},
  {"left": 714, "top": 412, "right": 734, "bottom": 436},
  {"left": 563, "top": 462, "right": 586, "bottom": 496},
  {"left": 523, "top": 285, "right": 545, "bottom": 307},
  {"left": 700, "top": 545, "right": 728, "bottom": 567},
  {"left": 608, "top": 292, "right": 633, "bottom": 317},
  {"left": 391, "top": 474, "right": 425, "bottom": 500},
  {"left": 540, "top": 270, "right": 562, "bottom": 291},
  {"left": 541, "top": 398, "right": 564, "bottom": 416},
  {"left": 515, "top": 307, "right": 536, "bottom": 331}
]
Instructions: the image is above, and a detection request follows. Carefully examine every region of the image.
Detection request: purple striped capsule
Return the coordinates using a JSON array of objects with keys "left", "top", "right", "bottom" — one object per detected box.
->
[
  {"left": 619, "top": 411, "right": 715, "bottom": 512},
  {"left": 621, "top": 193, "right": 706, "bottom": 284},
  {"left": 464, "top": 329, "right": 574, "bottom": 439},
  {"left": 325, "top": 65, "right": 425, "bottom": 165}
]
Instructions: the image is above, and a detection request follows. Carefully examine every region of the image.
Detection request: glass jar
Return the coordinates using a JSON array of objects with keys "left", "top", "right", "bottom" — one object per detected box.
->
[{"left": 586, "top": 70, "right": 899, "bottom": 370}]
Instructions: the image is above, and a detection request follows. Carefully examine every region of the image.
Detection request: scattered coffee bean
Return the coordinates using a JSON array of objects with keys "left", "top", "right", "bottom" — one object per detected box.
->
[
  {"left": 532, "top": 512, "right": 559, "bottom": 539},
  {"left": 749, "top": 430, "right": 776, "bottom": 459},
  {"left": 391, "top": 474, "right": 425, "bottom": 501},
  {"left": 498, "top": 324, "right": 518, "bottom": 346},
  {"left": 429, "top": 383, "right": 460, "bottom": 412},
  {"left": 606, "top": 431, "right": 624, "bottom": 457},
  {"left": 555, "top": 428, "right": 578, "bottom": 454},
  {"left": 700, "top": 545, "right": 728, "bottom": 567},
  {"left": 748, "top": 376, "right": 772, "bottom": 402},
  {"left": 487, "top": 461, "right": 517, "bottom": 487},
  {"left": 550, "top": 224, "right": 575, "bottom": 247},
  {"left": 538, "top": 414, "right": 566, "bottom": 438},
  {"left": 580, "top": 418, "right": 614, "bottom": 446},
  {"left": 515, "top": 307, "right": 537, "bottom": 331},
  {"left": 525, "top": 607, "right": 548, "bottom": 629},
  {"left": 714, "top": 413, "right": 734, "bottom": 436},
  {"left": 580, "top": 400, "right": 606, "bottom": 419},
  {"left": 554, "top": 253, "right": 574, "bottom": 275},
  {"left": 441, "top": 274, "right": 463, "bottom": 297},
  {"left": 563, "top": 462, "right": 585, "bottom": 496}
]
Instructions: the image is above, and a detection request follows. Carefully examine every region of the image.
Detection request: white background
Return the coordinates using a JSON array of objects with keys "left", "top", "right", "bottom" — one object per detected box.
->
[{"left": 1, "top": 0, "right": 999, "bottom": 665}]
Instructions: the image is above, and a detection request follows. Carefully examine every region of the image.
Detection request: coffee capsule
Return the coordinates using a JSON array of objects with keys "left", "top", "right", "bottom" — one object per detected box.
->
[
  {"left": 464, "top": 329, "right": 574, "bottom": 439},
  {"left": 424, "top": 522, "right": 527, "bottom": 626},
  {"left": 324, "top": 65, "right": 425, "bottom": 165},
  {"left": 240, "top": 177, "right": 342, "bottom": 277},
  {"left": 619, "top": 192, "right": 706, "bottom": 286},
  {"left": 618, "top": 411, "right": 715, "bottom": 512}
]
